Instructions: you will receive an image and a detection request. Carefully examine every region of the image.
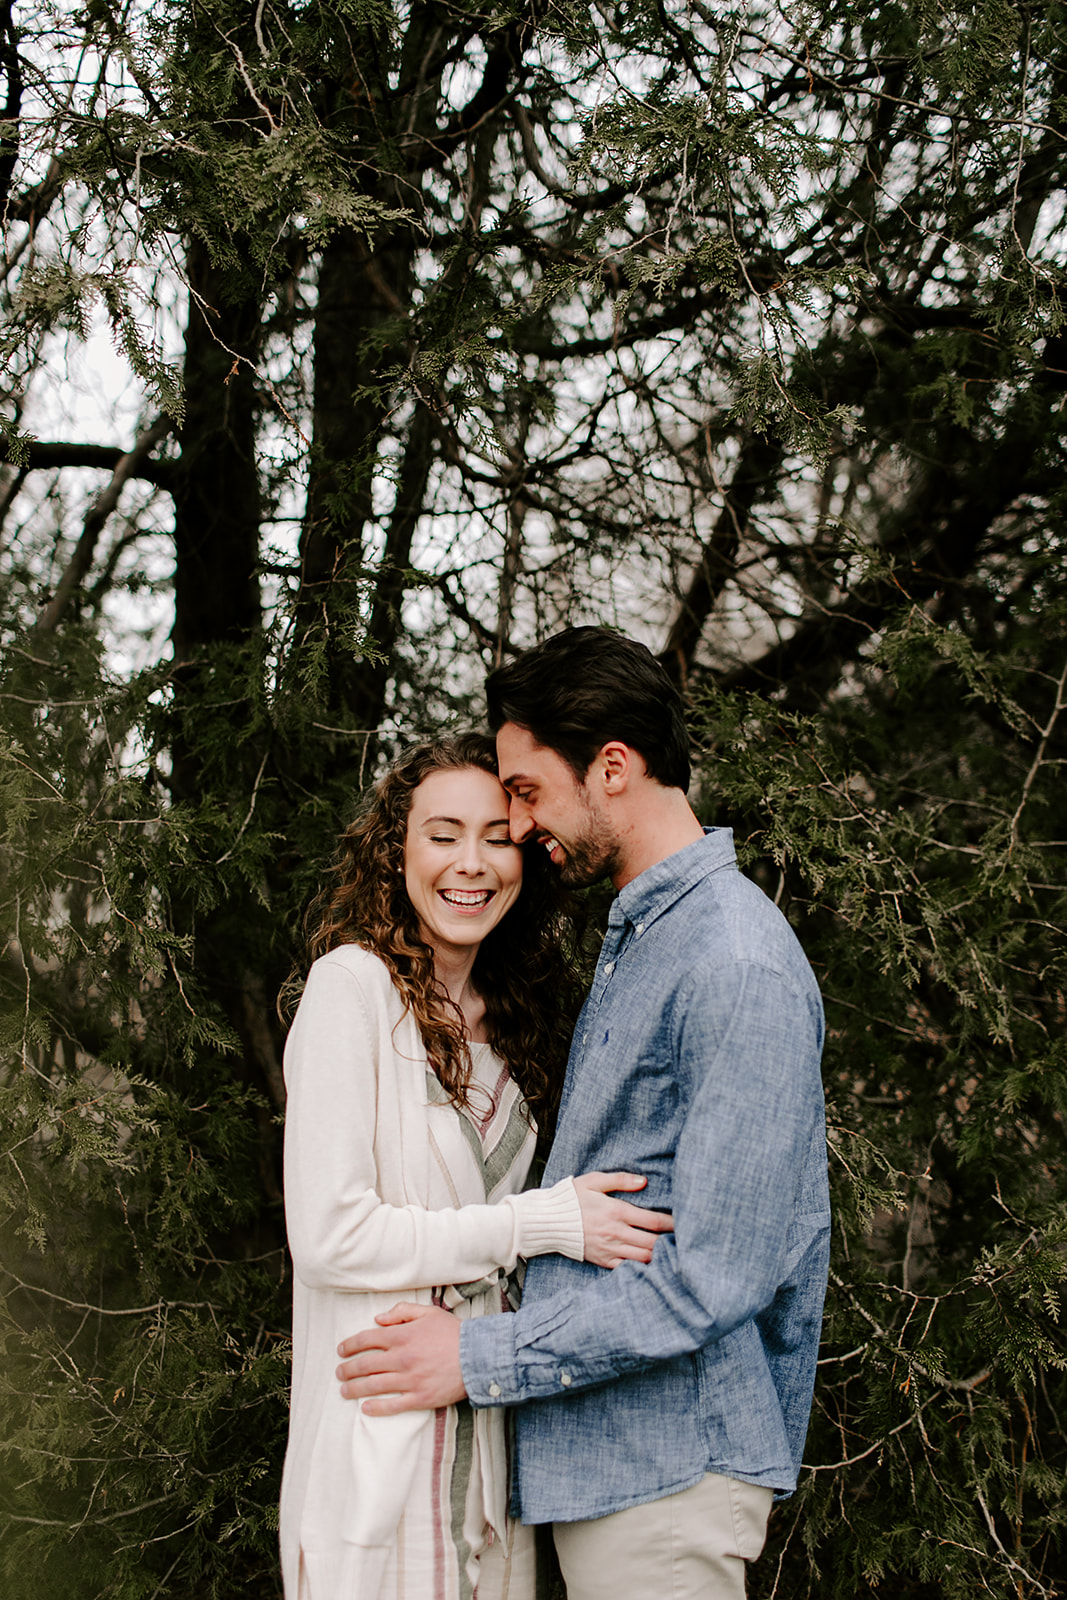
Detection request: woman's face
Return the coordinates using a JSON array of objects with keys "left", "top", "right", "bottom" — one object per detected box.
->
[{"left": 403, "top": 766, "right": 523, "bottom": 960}]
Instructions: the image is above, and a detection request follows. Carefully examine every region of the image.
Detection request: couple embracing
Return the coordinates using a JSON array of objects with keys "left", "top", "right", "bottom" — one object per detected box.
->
[{"left": 279, "top": 627, "right": 830, "bottom": 1600}]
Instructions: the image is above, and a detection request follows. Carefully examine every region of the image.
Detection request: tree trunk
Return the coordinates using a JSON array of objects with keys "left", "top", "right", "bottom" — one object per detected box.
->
[{"left": 171, "top": 237, "right": 262, "bottom": 675}]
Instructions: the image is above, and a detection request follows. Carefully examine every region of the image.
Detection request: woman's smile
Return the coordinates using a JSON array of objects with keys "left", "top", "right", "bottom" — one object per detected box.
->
[{"left": 438, "top": 887, "right": 496, "bottom": 911}]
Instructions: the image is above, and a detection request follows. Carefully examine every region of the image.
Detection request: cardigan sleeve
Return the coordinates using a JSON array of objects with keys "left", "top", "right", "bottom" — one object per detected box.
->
[{"left": 283, "top": 952, "right": 583, "bottom": 1294}]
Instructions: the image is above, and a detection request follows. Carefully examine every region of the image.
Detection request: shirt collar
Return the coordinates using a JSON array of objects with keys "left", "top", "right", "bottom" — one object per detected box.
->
[{"left": 608, "top": 827, "right": 736, "bottom": 933}]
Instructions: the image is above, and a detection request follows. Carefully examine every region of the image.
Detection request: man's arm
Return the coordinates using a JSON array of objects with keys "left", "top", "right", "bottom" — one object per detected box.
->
[
  {"left": 338, "top": 959, "right": 826, "bottom": 1414},
  {"left": 337, "top": 1173, "right": 675, "bottom": 1412},
  {"left": 458, "top": 961, "right": 826, "bottom": 1405}
]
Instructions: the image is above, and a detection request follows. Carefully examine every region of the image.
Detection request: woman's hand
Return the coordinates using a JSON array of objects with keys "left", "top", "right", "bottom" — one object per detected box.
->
[{"left": 572, "top": 1172, "right": 673, "bottom": 1268}]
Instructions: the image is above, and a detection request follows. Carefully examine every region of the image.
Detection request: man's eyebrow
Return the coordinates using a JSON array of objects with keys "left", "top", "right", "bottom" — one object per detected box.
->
[{"left": 499, "top": 773, "right": 528, "bottom": 791}]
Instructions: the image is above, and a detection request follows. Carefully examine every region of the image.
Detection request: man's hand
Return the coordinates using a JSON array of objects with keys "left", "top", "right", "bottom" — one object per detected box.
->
[{"left": 336, "top": 1304, "right": 466, "bottom": 1414}]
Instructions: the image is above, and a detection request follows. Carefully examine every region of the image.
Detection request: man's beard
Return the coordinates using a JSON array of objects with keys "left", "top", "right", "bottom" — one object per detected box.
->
[{"left": 553, "top": 798, "right": 622, "bottom": 888}]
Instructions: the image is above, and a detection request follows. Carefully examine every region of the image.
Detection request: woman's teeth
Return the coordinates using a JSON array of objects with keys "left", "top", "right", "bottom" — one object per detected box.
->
[{"left": 440, "top": 889, "right": 493, "bottom": 907}]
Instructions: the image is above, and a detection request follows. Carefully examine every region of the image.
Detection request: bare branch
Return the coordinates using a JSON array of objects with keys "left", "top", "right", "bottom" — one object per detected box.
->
[
  {"left": 1009, "top": 653, "right": 1067, "bottom": 852},
  {"left": 33, "top": 415, "right": 175, "bottom": 635},
  {"left": 659, "top": 430, "right": 783, "bottom": 687},
  {"left": 7, "top": 437, "right": 176, "bottom": 487}
]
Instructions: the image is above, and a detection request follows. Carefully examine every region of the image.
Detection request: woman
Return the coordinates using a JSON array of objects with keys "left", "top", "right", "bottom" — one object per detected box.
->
[{"left": 279, "top": 734, "right": 671, "bottom": 1600}]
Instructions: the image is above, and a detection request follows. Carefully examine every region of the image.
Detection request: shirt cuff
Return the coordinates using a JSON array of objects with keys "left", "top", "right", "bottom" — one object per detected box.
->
[
  {"left": 508, "top": 1177, "right": 584, "bottom": 1262},
  {"left": 461, "top": 1307, "right": 522, "bottom": 1407}
]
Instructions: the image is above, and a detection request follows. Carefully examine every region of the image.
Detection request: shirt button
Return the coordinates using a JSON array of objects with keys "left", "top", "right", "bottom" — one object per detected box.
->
[
  {"left": 635, "top": 922, "right": 645, "bottom": 934},
  {"left": 488, "top": 1382, "right": 502, "bottom": 1398},
  {"left": 560, "top": 1371, "right": 572, "bottom": 1387},
  {"left": 604, "top": 961, "right": 614, "bottom": 974}
]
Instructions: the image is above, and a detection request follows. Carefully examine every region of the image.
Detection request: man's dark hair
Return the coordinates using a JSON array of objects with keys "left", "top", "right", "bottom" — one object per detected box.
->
[{"left": 486, "top": 626, "right": 691, "bottom": 790}]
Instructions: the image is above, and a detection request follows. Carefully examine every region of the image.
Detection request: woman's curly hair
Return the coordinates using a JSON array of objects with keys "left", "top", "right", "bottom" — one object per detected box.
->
[{"left": 296, "top": 732, "right": 584, "bottom": 1142}]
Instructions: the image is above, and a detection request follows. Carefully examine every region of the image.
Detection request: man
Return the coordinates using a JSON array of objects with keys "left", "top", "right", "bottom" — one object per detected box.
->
[{"left": 337, "top": 627, "right": 830, "bottom": 1599}]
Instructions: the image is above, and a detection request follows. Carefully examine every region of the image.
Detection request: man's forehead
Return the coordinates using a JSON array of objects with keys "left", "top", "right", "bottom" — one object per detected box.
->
[
  {"left": 495, "top": 722, "right": 553, "bottom": 781},
  {"left": 495, "top": 724, "right": 589, "bottom": 795}
]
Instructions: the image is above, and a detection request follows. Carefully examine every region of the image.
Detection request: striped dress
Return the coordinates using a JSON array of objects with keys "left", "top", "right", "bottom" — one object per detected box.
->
[{"left": 376, "top": 1043, "right": 538, "bottom": 1600}]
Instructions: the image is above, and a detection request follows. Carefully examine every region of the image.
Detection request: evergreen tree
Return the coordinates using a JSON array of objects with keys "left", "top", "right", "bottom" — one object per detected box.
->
[{"left": 1, "top": 1, "right": 1065, "bottom": 1594}]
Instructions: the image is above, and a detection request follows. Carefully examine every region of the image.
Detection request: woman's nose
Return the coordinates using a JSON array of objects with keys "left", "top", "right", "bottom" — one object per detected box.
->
[{"left": 455, "top": 837, "right": 487, "bottom": 873}]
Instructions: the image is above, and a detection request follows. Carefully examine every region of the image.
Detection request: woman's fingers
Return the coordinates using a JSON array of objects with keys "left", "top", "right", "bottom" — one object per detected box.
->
[
  {"left": 573, "top": 1175, "right": 675, "bottom": 1268},
  {"left": 606, "top": 1198, "right": 673, "bottom": 1232},
  {"left": 606, "top": 1241, "right": 655, "bottom": 1264},
  {"left": 574, "top": 1174, "right": 674, "bottom": 1230},
  {"left": 575, "top": 1174, "right": 673, "bottom": 1225},
  {"left": 575, "top": 1170, "right": 647, "bottom": 1194}
]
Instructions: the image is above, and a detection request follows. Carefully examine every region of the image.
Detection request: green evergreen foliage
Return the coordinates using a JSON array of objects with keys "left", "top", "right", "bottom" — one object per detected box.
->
[
  {"left": 0, "top": 633, "right": 291, "bottom": 1596},
  {"left": 694, "top": 597, "right": 1067, "bottom": 1596},
  {"left": 2, "top": 0, "right": 1066, "bottom": 1594}
]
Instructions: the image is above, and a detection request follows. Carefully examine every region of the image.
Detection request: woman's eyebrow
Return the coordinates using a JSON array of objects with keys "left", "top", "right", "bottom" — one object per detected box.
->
[{"left": 420, "top": 815, "right": 511, "bottom": 829}]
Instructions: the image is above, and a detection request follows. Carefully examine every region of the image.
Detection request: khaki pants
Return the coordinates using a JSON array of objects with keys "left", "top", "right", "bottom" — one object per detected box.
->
[{"left": 552, "top": 1473, "right": 773, "bottom": 1600}]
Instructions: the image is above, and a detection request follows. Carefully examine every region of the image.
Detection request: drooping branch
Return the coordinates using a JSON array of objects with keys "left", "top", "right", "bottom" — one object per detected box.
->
[
  {"left": 659, "top": 430, "right": 784, "bottom": 688},
  {"left": 406, "top": 7, "right": 534, "bottom": 171},
  {"left": 718, "top": 443, "right": 1048, "bottom": 709},
  {"left": 430, "top": 569, "right": 501, "bottom": 655},
  {"left": 33, "top": 416, "right": 175, "bottom": 636}
]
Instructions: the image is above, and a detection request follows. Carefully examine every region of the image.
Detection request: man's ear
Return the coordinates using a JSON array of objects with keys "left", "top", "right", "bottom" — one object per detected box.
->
[{"left": 596, "top": 741, "right": 641, "bottom": 794}]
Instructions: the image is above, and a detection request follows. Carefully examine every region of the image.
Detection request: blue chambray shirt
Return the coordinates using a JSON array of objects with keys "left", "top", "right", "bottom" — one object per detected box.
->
[{"left": 459, "top": 828, "right": 831, "bottom": 1524}]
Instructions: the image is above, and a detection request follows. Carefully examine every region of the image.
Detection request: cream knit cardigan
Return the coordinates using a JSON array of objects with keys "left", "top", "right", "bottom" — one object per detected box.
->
[{"left": 279, "top": 945, "right": 584, "bottom": 1600}]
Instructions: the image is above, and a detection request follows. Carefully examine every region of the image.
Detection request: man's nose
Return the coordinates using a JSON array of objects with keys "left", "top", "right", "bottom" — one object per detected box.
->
[{"left": 508, "top": 801, "right": 535, "bottom": 843}]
